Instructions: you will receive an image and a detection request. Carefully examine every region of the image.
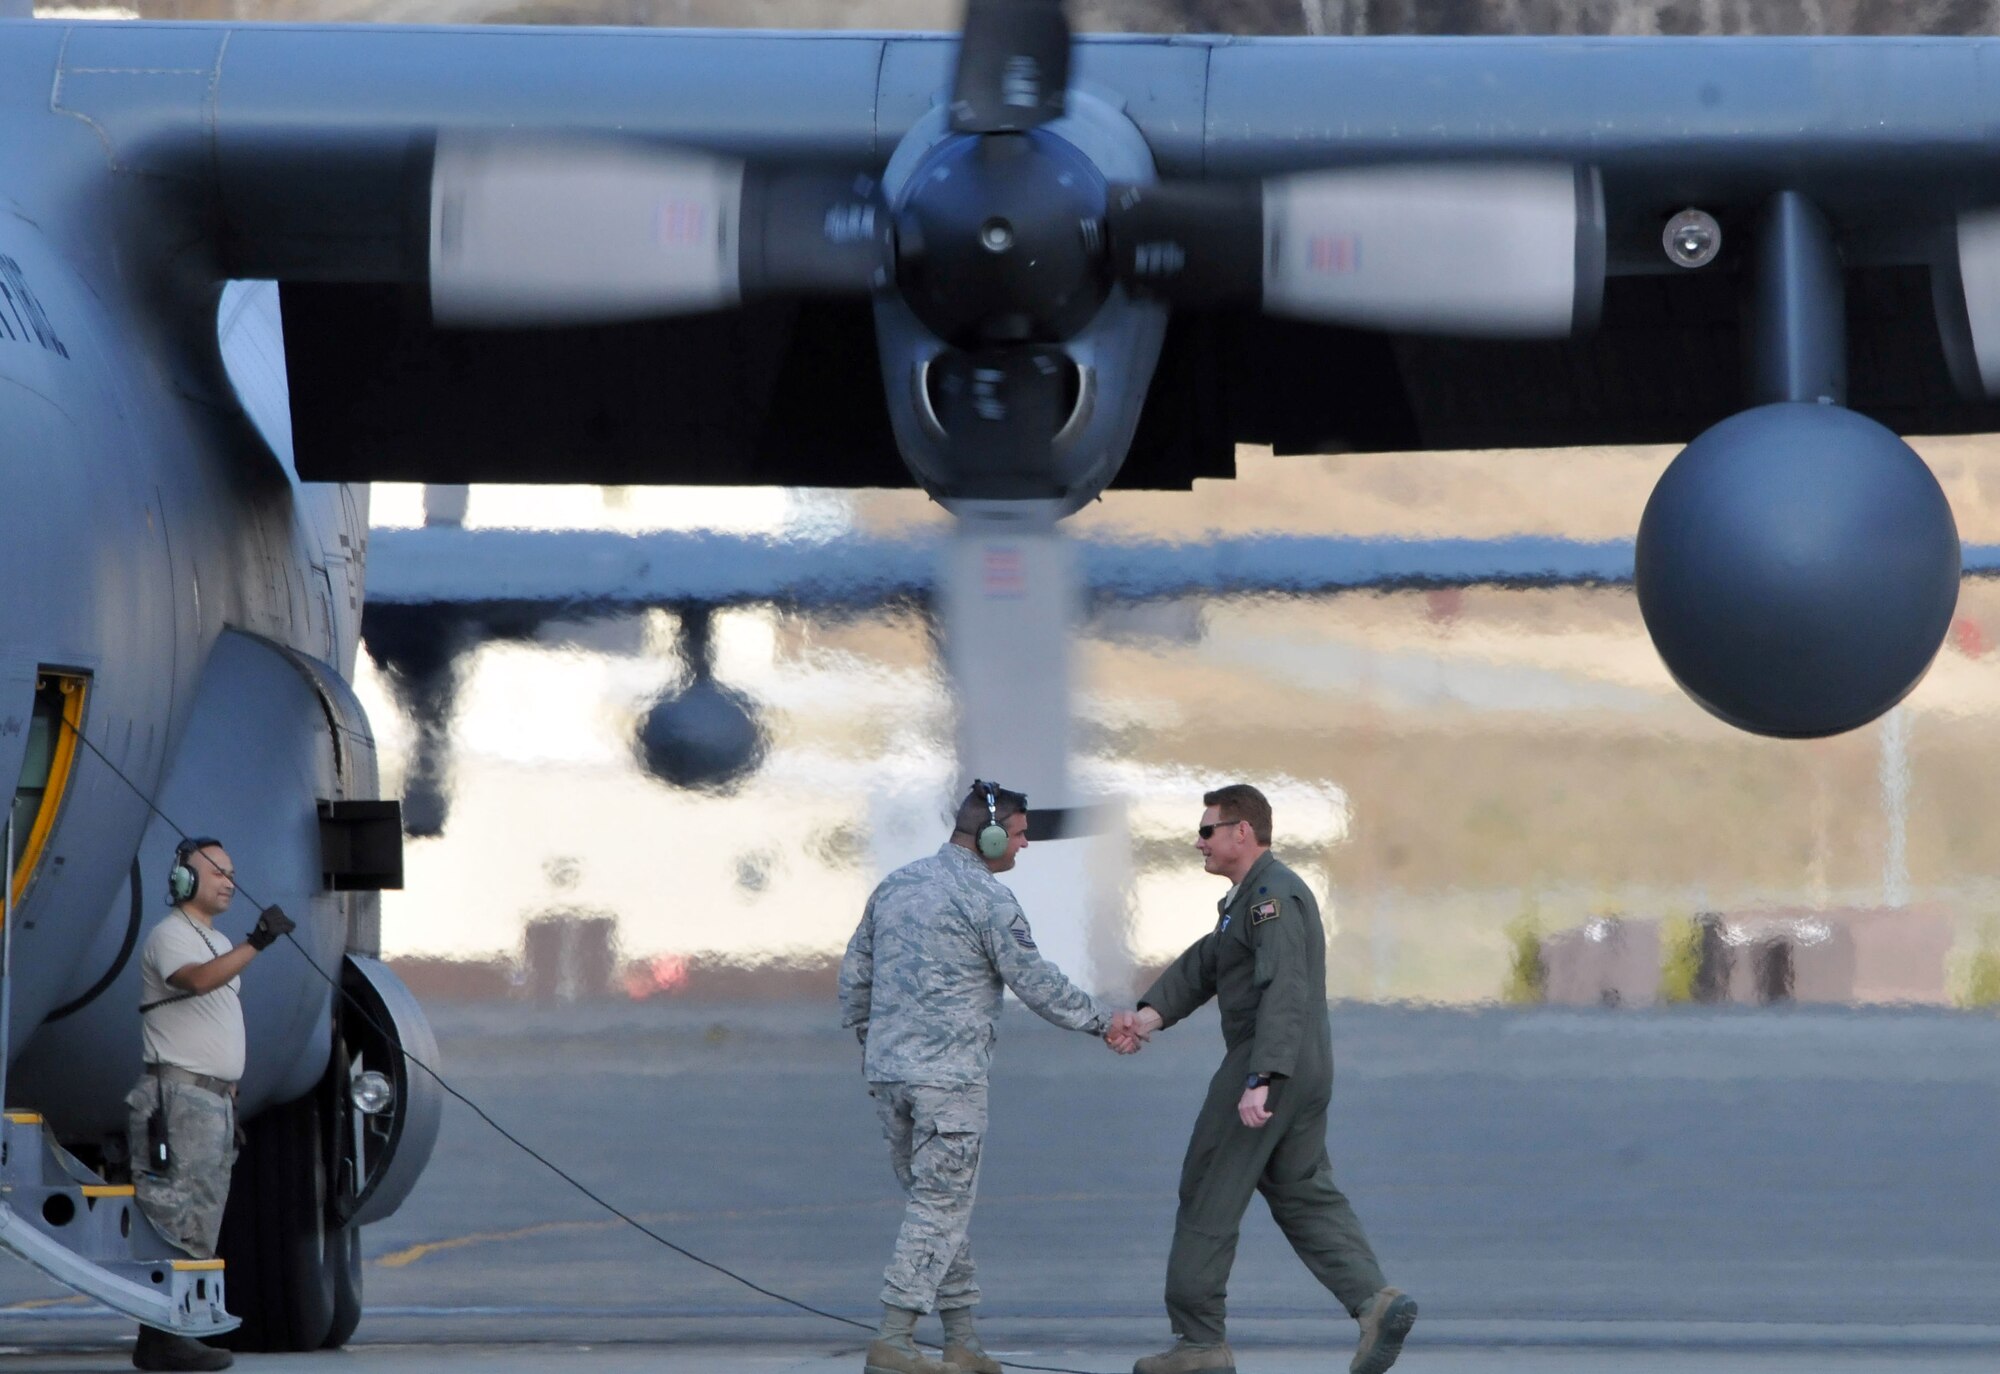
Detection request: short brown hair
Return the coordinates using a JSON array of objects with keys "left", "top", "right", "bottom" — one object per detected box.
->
[{"left": 1203, "top": 784, "right": 1271, "bottom": 845}]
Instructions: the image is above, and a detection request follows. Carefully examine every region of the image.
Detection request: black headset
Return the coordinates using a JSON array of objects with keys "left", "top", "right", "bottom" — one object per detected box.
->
[
  {"left": 166, "top": 836, "right": 222, "bottom": 906},
  {"left": 973, "top": 781, "right": 1011, "bottom": 860}
]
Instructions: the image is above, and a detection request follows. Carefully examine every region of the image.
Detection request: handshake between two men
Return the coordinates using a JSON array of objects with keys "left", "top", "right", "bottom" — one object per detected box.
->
[
  {"left": 1105, "top": 1005, "right": 1159, "bottom": 1054},
  {"left": 838, "top": 781, "right": 1415, "bottom": 1374}
]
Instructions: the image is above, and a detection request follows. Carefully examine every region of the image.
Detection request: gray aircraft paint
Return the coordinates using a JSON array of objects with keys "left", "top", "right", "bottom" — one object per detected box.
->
[
  {"left": 1, "top": 9, "right": 1998, "bottom": 1318},
  {"left": 1, "top": 24, "right": 1995, "bottom": 282},
  {"left": 0, "top": 166, "right": 373, "bottom": 1135}
]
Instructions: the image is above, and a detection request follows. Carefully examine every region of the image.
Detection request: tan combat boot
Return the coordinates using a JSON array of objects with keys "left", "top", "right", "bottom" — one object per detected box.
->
[
  {"left": 1132, "top": 1338, "right": 1235, "bottom": 1374},
  {"left": 864, "top": 1340, "right": 954, "bottom": 1374},
  {"left": 866, "top": 1306, "right": 953, "bottom": 1374},
  {"left": 940, "top": 1306, "right": 1002, "bottom": 1374},
  {"left": 1349, "top": 1288, "right": 1418, "bottom": 1374}
]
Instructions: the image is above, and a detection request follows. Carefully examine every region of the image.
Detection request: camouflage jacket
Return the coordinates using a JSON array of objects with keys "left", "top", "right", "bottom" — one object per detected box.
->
[{"left": 840, "top": 842, "right": 1109, "bottom": 1086}]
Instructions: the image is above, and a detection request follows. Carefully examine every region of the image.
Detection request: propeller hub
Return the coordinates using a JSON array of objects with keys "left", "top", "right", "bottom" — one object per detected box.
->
[{"left": 896, "top": 131, "right": 1109, "bottom": 349}]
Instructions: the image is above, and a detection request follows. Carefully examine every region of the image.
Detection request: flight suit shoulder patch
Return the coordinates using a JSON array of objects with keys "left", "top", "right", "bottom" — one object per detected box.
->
[{"left": 1250, "top": 899, "right": 1280, "bottom": 925}]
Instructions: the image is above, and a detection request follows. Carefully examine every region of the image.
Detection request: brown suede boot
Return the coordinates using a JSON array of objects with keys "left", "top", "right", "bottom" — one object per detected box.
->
[
  {"left": 940, "top": 1306, "right": 1002, "bottom": 1374},
  {"left": 941, "top": 1342, "right": 1002, "bottom": 1374},
  {"left": 1132, "top": 1339, "right": 1235, "bottom": 1374},
  {"left": 1349, "top": 1288, "right": 1418, "bottom": 1374},
  {"left": 865, "top": 1306, "right": 953, "bottom": 1374},
  {"left": 864, "top": 1340, "right": 954, "bottom": 1374}
]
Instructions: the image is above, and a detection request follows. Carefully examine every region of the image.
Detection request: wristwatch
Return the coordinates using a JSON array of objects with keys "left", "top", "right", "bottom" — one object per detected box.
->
[{"left": 1245, "top": 1073, "right": 1272, "bottom": 1090}]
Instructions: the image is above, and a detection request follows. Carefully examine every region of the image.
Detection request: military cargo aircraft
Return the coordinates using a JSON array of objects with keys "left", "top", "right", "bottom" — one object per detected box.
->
[{"left": 1, "top": 0, "right": 1994, "bottom": 1352}]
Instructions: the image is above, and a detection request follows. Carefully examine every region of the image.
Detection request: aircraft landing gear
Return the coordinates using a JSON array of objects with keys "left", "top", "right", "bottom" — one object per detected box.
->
[
  {"left": 212, "top": 1089, "right": 337, "bottom": 1352},
  {"left": 214, "top": 958, "right": 437, "bottom": 1352},
  {"left": 210, "top": 1031, "right": 373, "bottom": 1353},
  {"left": 323, "top": 1222, "right": 364, "bottom": 1349},
  {"left": 320, "top": 1031, "right": 364, "bottom": 1349}
]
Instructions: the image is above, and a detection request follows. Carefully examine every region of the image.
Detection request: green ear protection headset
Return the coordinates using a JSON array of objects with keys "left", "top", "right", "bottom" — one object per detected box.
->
[
  {"left": 974, "top": 781, "right": 1010, "bottom": 860},
  {"left": 167, "top": 836, "right": 221, "bottom": 906}
]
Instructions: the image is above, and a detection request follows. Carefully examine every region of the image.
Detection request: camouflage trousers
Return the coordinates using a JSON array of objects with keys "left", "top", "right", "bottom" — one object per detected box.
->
[
  {"left": 870, "top": 1080, "right": 987, "bottom": 1313},
  {"left": 124, "top": 1077, "right": 238, "bottom": 1260}
]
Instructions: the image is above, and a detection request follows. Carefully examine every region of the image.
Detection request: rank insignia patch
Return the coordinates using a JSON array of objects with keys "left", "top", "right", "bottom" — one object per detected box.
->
[
  {"left": 1009, "top": 915, "right": 1038, "bottom": 950},
  {"left": 1250, "top": 899, "right": 1280, "bottom": 925}
]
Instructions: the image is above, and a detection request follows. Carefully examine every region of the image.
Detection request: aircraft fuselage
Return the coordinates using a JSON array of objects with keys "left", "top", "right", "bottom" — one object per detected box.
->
[{"left": 0, "top": 123, "right": 370, "bottom": 1138}]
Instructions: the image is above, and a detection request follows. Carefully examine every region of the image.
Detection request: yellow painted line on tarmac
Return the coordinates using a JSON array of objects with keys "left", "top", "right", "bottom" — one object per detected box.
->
[
  {"left": 376, "top": 1216, "right": 628, "bottom": 1269},
  {"left": 3, "top": 1295, "right": 89, "bottom": 1311},
  {"left": 374, "top": 1190, "right": 1150, "bottom": 1270}
]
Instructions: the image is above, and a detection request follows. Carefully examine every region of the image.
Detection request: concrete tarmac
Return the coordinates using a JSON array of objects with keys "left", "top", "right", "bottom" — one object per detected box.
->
[{"left": 2, "top": 1002, "right": 1996, "bottom": 1370}]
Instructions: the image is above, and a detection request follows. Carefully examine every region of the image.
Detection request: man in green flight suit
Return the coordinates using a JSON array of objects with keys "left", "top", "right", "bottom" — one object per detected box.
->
[{"left": 1110, "top": 784, "right": 1416, "bottom": 1374}]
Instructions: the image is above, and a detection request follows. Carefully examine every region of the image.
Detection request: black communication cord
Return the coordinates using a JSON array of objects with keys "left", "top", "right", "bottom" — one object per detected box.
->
[{"left": 50, "top": 714, "right": 1112, "bottom": 1374}]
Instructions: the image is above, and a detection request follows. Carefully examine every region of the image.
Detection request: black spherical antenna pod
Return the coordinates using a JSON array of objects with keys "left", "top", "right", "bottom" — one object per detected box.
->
[
  {"left": 635, "top": 605, "right": 768, "bottom": 792},
  {"left": 1636, "top": 403, "right": 1960, "bottom": 738}
]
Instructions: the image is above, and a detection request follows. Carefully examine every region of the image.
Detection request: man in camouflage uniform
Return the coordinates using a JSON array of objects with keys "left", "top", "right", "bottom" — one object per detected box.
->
[
  {"left": 1110, "top": 785, "right": 1416, "bottom": 1374},
  {"left": 841, "top": 781, "right": 1132, "bottom": 1374},
  {"left": 124, "top": 837, "right": 293, "bottom": 1373}
]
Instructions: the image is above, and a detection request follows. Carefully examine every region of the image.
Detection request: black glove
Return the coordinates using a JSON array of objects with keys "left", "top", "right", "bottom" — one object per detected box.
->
[{"left": 248, "top": 904, "right": 296, "bottom": 950}]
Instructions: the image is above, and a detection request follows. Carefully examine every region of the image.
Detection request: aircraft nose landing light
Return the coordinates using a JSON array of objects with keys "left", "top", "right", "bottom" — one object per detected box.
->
[{"left": 351, "top": 1070, "right": 394, "bottom": 1116}]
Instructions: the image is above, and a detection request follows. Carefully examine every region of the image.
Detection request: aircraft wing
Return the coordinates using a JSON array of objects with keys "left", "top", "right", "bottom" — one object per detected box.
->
[
  {"left": 358, "top": 525, "right": 2000, "bottom": 612},
  {"left": 18, "top": 20, "right": 2000, "bottom": 488}
]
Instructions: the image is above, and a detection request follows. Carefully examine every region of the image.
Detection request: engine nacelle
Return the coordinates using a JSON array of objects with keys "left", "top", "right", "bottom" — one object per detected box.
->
[
  {"left": 874, "top": 88, "right": 1167, "bottom": 512},
  {"left": 1636, "top": 402, "right": 1960, "bottom": 738}
]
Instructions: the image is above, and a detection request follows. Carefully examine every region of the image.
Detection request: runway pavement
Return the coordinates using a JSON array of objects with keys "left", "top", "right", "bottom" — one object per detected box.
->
[{"left": 2, "top": 1001, "right": 1996, "bottom": 1370}]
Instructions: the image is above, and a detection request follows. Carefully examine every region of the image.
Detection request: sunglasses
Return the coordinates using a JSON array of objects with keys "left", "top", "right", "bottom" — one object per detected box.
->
[{"left": 1197, "top": 821, "right": 1240, "bottom": 840}]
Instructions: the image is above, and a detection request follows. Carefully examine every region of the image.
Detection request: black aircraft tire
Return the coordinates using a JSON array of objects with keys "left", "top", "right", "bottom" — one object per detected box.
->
[
  {"left": 321, "top": 1027, "right": 365, "bottom": 1350},
  {"left": 212, "top": 1091, "right": 337, "bottom": 1352},
  {"left": 322, "top": 1222, "right": 363, "bottom": 1349}
]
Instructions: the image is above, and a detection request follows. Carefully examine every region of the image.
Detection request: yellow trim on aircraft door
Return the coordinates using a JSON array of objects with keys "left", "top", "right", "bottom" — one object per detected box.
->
[{"left": 9, "top": 672, "right": 87, "bottom": 916}]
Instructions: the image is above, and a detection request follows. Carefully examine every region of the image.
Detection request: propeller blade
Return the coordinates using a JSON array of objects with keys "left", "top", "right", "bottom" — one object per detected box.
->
[
  {"left": 950, "top": 0, "right": 1071, "bottom": 134},
  {"left": 939, "top": 508, "right": 1130, "bottom": 990},
  {"left": 928, "top": 346, "right": 1072, "bottom": 500},
  {"left": 431, "top": 134, "right": 746, "bottom": 326},
  {"left": 1263, "top": 163, "right": 1604, "bottom": 336},
  {"left": 430, "top": 136, "right": 890, "bottom": 326},
  {"left": 1107, "top": 164, "right": 1604, "bottom": 338}
]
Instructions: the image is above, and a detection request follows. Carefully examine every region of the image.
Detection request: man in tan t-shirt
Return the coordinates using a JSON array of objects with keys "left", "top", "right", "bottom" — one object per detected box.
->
[{"left": 123, "top": 837, "right": 293, "bottom": 1374}]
